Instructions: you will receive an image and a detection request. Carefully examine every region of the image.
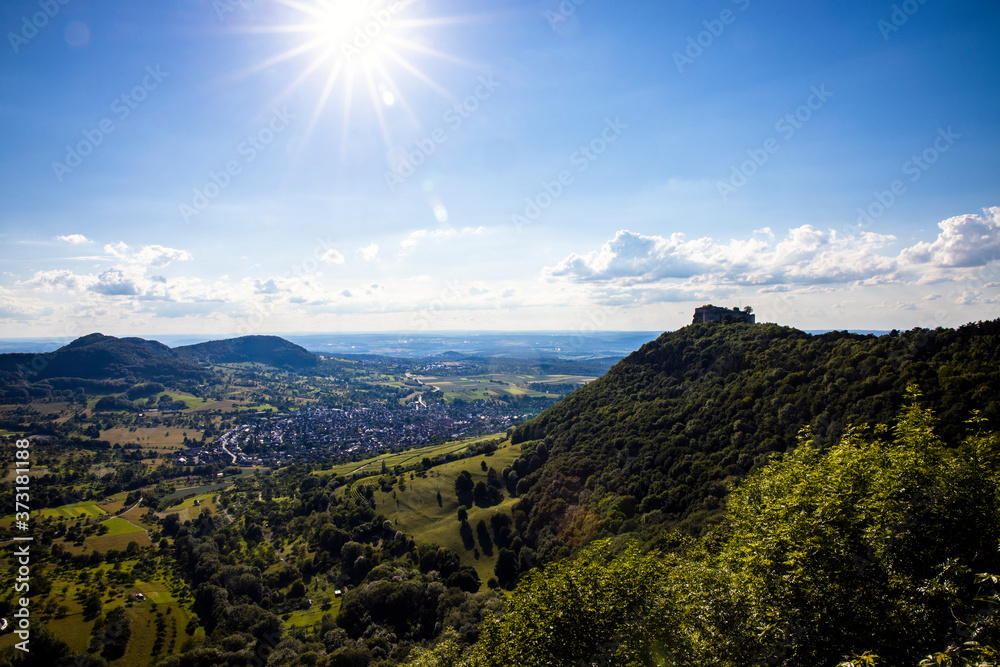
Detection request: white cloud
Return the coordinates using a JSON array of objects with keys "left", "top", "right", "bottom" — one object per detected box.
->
[
  {"left": 547, "top": 226, "right": 904, "bottom": 288},
  {"left": 105, "top": 241, "right": 130, "bottom": 259},
  {"left": 900, "top": 206, "right": 1000, "bottom": 268},
  {"left": 592, "top": 286, "right": 702, "bottom": 305},
  {"left": 134, "top": 244, "right": 193, "bottom": 268},
  {"left": 103, "top": 242, "right": 192, "bottom": 268},
  {"left": 547, "top": 230, "right": 709, "bottom": 283},
  {"left": 320, "top": 248, "right": 345, "bottom": 264},
  {"left": 91, "top": 267, "right": 143, "bottom": 296},
  {"left": 254, "top": 278, "right": 282, "bottom": 294},
  {"left": 359, "top": 243, "right": 379, "bottom": 262},
  {"left": 139, "top": 300, "right": 233, "bottom": 319},
  {"left": 0, "top": 294, "right": 42, "bottom": 319},
  {"left": 399, "top": 226, "right": 486, "bottom": 251},
  {"left": 20, "top": 269, "right": 96, "bottom": 292},
  {"left": 20, "top": 241, "right": 197, "bottom": 302},
  {"left": 543, "top": 209, "right": 1000, "bottom": 309},
  {"left": 401, "top": 230, "right": 428, "bottom": 249},
  {"left": 56, "top": 234, "right": 92, "bottom": 244},
  {"left": 5, "top": 208, "right": 997, "bottom": 333}
]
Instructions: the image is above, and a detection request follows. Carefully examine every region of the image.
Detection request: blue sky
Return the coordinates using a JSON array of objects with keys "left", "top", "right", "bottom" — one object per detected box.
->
[{"left": 1, "top": 0, "right": 998, "bottom": 338}]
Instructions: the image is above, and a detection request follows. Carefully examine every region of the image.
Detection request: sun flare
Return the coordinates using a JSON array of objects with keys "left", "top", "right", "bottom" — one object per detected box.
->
[{"left": 236, "top": 0, "right": 481, "bottom": 161}]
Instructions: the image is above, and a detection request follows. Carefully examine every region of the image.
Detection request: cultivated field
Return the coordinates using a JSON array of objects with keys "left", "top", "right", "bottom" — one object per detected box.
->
[
  {"left": 411, "top": 372, "right": 593, "bottom": 402},
  {"left": 100, "top": 426, "right": 191, "bottom": 451},
  {"left": 38, "top": 499, "right": 109, "bottom": 520}
]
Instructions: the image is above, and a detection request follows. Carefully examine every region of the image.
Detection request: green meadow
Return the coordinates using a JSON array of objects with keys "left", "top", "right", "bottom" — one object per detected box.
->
[{"left": 38, "top": 499, "right": 109, "bottom": 519}]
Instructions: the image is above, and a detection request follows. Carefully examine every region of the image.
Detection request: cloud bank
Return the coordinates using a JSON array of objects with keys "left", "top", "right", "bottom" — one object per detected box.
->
[{"left": 545, "top": 208, "right": 1000, "bottom": 298}]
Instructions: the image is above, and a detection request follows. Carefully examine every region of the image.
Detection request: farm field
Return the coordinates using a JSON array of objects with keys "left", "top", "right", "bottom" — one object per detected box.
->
[
  {"left": 0, "top": 489, "right": 141, "bottom": 528},
  {"left": 411, "top": 372, "right": 594, "bottom": 402},
  {"left": 0, "top": 334, "right": 630, "bottom": 664},
  {"left": 159, "top": 391, "right": 203, "bottom": 409},
  {"left": 189, "top": 398, "right": 246, "bottom": 412},
  {"left": 98, "top": 491, "right": 132, "bottom": 515},
  {"left": 84, "top": 525, "right": 151, "bottom": 553},
  {"left": 55, "top": 510, "right": 152, "bottom": 556},
  {"left": 118, "top": 502, "right": 159, "bottom": 534},
  {"left": 100, "top": 426, "right": 192, "bottom": 450},
  {"left": 22, "top": 400, "right": 75, "bottom": 415},
  {"left": 100, "top": 516, "right": 147, "bottom": 536},
  {"left": 0, "top": 465, "right": 50, "bottom": 484},
  {"left": 38, "top": 499, "right": 109, "bottom": 520}
]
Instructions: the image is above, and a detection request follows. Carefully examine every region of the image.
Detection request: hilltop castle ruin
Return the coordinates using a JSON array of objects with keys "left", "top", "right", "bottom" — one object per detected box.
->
[{"left": 693, "top": 304, "right": 756, "bottom": 325}]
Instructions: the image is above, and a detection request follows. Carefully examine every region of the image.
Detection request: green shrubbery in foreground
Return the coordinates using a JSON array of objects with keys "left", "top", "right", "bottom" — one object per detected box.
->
[{"left": 412, "top": 390, "right": 1000, "bottom": 666}]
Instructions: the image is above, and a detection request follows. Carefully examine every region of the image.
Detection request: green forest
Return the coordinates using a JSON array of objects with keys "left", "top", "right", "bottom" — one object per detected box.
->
[{"left": 414, "top": 394, "right": 1000, "bottom": 666}]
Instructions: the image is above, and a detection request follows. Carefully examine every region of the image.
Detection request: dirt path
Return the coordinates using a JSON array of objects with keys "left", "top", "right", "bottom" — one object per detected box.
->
[
  {"left": 100, "top": 497, "right": 151, "bottom": 540},
  {"left": 217, "top": 495, "right": 234, "bottom": 523}
]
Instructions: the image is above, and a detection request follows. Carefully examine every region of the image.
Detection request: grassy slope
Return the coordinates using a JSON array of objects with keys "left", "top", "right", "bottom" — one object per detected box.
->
[
  {"left": 341, "top": 442, "right": 522, "bottom": 583},
  {"left": 316, "top": 434, "right": 501, "bottom": 478},
  {"left": 101, "top": 517, "right": 146, "bottom": 536}
]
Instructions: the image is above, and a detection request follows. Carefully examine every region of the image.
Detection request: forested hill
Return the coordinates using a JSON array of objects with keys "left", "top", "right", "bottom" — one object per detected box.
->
[
  {"left": 175, "top": 335, "right": 319, "bottom": 369},
  {"left": 506, "top": 320, "right": 1000, "bottom": 562},
  {"left": 0, "top": 333, "right": 319, "bottom": 389},
  {"left": 0, "top": 332, "right": 208, "bottom": 382}
]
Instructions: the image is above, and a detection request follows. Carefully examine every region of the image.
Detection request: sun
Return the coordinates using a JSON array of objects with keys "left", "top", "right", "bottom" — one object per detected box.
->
[{"left": 234, "top": 0, "right": 480, "bottom": 160}]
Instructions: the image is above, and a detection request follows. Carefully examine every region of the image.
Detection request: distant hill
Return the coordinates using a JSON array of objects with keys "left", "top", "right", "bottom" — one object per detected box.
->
[
  {"left": 0, "top": 333, "right": 207, "bottom": 382},
  {"left": 506, "top": 320, "right": 1000, "bottom": 564},
  {"left": 175, "top": 335, "right": 319, "bottom": 369},
  {"left": 0, "top": 333, "right": 320, "bottom": 388}
]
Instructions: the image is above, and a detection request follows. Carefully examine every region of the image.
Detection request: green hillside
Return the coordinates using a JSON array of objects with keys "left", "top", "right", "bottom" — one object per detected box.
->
[
  {"left": 342, "top": 441, "right": 523, "bottom": 583},
  {"left": 507, "top": 320, "right": 1000, "bottom": 562},
  {"left": 416, "top": 397, "right": 1000, "bottom": 667}
]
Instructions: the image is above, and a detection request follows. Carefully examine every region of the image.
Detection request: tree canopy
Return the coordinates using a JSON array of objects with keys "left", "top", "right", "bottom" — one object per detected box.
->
[{"left": 414, "top": 396, "right": 1000, "bottom": 666}]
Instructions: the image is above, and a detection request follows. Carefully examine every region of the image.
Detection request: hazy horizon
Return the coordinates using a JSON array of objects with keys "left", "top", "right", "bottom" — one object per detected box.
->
[{"left": 0, "top": 326, "right": 897, "bottom": 358}]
